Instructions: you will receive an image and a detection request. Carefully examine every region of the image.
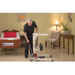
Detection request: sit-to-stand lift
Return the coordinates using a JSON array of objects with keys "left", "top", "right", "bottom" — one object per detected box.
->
[{"left": 29, "top": 33, "right": 54, "bottom": 61}]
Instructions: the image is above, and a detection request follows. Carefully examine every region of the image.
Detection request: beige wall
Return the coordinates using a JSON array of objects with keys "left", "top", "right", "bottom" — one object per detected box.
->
[
  {"left": 0, "top": 13, "right": 61, "bottom": 44},
  {"left": 61, "top": 13, "right": 75, "bottom": 54},
  {"left": 0, "top": 13, "right": 74, "bottom": 53}
]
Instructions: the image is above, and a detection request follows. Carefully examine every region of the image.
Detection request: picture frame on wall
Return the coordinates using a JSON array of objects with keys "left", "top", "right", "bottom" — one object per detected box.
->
[
  {"left": 67, "top": 13, "right": 72, "bottom": 22},
  {"left": 18, "top": 13, "right": 26, "bottom": 22}
]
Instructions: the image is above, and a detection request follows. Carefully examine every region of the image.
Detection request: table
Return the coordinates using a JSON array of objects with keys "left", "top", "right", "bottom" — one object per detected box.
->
[
  {"left": 20, "top": 35, "right": 25, "bottom": 47},
  {"left": 59, "top": 33, "right": 74, "bottom": 54},
  {"left": 20, "top": 31, "right": 25, "bottom": 47}
]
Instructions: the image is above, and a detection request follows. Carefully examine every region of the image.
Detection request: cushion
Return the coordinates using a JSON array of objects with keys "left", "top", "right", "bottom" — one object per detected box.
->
[
  {"left": 4, "top": 32, "right": 17, "bottom": 38},
  {"left": 51, "top": 31, "right": 59, "bottom": 39}
]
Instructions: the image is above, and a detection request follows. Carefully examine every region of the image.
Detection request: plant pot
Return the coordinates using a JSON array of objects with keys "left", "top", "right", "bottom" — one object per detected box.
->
[{"left": 63, "top": 30, "right": 71, "bottom": 35}]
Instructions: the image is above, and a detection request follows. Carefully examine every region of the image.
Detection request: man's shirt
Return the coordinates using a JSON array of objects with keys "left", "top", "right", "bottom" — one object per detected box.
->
[{"left": 24, "top": 21, "right": 37, "bottom": 38}]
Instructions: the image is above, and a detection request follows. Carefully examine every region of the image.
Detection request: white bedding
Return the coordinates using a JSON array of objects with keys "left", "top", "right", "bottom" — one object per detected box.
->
[{"left": 0, "top": 32, "right": 20, "bottom": 40}]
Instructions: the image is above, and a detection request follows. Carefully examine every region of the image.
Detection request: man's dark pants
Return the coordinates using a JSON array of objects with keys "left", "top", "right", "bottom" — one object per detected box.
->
[{"left": 25, "top": 36, "right": 33, "bottom": 57}]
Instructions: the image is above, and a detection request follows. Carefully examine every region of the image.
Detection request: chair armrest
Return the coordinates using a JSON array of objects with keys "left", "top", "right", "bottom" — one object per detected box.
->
[{"left": 47, "top": 32, "right": 52, "bottom": 40}]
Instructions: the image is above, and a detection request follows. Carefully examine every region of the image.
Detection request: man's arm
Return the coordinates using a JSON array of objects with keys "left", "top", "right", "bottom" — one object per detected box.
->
[
  {"left": 35, "top": 27, "right": 38, "bottom": 33},
  {"left": 24, "top": 33, "right": 28, "bottom": 40},
  {"left": 24, "top": 33, "right": 29, "bottom": 43},
  {"left": 23, "top": 25, "right": 29, "bottom": 43},
  {"left": 33, "top": 21, "right": 38, "bottom": 33}
]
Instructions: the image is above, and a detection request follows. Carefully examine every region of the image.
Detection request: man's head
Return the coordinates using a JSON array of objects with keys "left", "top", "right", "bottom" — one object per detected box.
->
[{"left": 27, "top": 19, "right": 33, "bottom": 26}]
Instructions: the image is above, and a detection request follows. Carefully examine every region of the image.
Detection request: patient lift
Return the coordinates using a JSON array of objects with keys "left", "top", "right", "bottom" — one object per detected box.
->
[{"left": 29, "top": 33, "right": 54, "bottom": 61}]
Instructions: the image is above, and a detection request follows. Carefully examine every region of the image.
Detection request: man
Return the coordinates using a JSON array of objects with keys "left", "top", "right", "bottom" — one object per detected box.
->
[{"left": 23, "top": 19, "right": 38, "bottom": 58}]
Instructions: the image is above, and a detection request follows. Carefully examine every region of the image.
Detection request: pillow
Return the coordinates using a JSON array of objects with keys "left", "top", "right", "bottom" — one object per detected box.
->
[{"left": 4, "top": 32, "right": 16, "bottom": 38}]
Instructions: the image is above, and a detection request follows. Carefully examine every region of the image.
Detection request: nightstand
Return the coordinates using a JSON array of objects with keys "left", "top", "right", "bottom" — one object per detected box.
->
[
  {"left": 20, "top": 31, "right": 25, "bottom": 47},
  {"left": 20, "top": 35, "right": 25, "bottom": 47}
]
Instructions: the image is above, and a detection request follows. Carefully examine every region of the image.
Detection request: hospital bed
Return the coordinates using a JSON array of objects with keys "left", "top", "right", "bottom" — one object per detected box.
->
[{"left": 0, "top": 29, "right": 21, "bottom": 55}]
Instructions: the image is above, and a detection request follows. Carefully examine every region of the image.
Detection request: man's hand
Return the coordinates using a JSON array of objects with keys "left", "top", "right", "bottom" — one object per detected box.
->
[
  {"left": 24, "top": 33, "right": 29, "bottom": 43},
  {"left": 36, "top": 27, "right": 38, "bottom": 34},
  {"left": 27, "top": 39, "right": 29, "bottom": 43}
]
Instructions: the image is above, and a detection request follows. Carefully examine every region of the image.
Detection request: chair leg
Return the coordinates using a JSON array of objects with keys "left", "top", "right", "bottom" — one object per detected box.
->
[
  {"left": 53, "top": 43, "right": 55, "bottom": 48},
  {"left": 45, "top": 41, "right": 47, "bottom": 47},
  {"left": 51, "top": 42, "right": 52, "bottom": 46},
  {"left": 58, "top": 41, "right": 60, "bottom": 48}
]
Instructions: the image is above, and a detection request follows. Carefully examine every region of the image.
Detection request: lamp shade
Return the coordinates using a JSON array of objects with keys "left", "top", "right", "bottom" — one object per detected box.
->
[{"left": 55, "top": 21, "right": 59, "bottom": 25}]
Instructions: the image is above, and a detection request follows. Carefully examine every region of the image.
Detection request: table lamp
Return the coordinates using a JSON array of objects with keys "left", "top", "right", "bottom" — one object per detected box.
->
[{"left": 55, "top": 21, "right": 59, "bottom": 30}]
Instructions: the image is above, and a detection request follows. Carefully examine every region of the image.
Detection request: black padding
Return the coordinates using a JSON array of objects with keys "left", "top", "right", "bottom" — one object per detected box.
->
[
  {"left": 35, "top": 36, "right": 38, "bottom": 48},
  {"left": 39, "top": 43, "right": 43, "bottom": 51},
  {"left": 38, "top": 56, "right": 45, "bottom": 58}
]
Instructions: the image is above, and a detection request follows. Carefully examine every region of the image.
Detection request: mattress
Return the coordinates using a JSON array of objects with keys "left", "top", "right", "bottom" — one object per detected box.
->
[{"left": 0, "top": 32, "right": 20, "bottom": 40}]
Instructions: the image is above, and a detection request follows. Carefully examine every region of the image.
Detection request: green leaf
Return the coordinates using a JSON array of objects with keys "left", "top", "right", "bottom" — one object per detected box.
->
[
  {"left": 61, "top": 22, "right": 69, "bottom": 31},
  {"left": 61, "top": 29, "right": 65, "bottom": 31},
  {"left": 61, "top": 22, "right": 65, "bottom": 28}
]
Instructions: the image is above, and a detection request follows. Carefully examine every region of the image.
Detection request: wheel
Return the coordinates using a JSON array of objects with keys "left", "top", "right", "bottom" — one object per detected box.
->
[
  {"left": 30, "top": 58, "right": 33, "bottom": 61},
  {"left": 50, "top": 55, "right": 52, "bottom": 57},
  {"left": 51, "top": 59, "right": 54, "bottom": 62},
  {"left": 31, "top": 54, "right": 34, "bottom": 57},
  {"left": 16, "top": 52, "right": 18, "bottom": 55},
  {"left": 39, "top": 43, "right": 43, "bottom": 51}
]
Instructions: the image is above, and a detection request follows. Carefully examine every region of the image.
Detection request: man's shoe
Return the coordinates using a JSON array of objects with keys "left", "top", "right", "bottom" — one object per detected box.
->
[{"left": 25, "top": 55, "right": 28, "bottom": 58}]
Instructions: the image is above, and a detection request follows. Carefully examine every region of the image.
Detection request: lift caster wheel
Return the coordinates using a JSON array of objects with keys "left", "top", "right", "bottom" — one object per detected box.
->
[
  {"left": 31, "top": 54, "right": 34, "bottom": 57},
  {"left": 30, "top": 58, "right": 33, "bottom": 61},
  {"left": 50, "top": 55, "right": 52, "bottom": 57},
  {"left": 51, "top": 59, "right": 54, "bottom": 62},
  {"left": 16, "top": 52, "right": 18, "bottom": 55}
]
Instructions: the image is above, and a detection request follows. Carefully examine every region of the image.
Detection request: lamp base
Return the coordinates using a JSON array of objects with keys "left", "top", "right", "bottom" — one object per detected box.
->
[{"left": 56, "top": 25, "right": 57, "bottom": 30}]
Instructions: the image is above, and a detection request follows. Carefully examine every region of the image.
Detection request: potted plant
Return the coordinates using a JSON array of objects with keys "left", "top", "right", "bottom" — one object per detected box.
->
[{"left": 61, "top": 22, "right": 71, "bottom": 35}]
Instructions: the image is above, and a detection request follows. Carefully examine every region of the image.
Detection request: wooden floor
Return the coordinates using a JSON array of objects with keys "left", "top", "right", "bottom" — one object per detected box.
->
[{"left": 0, "top": 45, "right": 75, "bottom": 62}]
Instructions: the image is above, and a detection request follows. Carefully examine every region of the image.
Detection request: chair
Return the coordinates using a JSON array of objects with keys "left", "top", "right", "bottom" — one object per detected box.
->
[{"left": 45, "top": 30, "right": 60, "bottom": 48}]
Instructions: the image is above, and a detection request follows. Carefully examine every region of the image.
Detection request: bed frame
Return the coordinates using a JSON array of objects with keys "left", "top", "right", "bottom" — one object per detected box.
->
[
  {"left": 0, "top": 29, "right": 20, "bottom": 55},
  {"left": 0, "top": 40, "right": 20, "bottom": 48}
]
